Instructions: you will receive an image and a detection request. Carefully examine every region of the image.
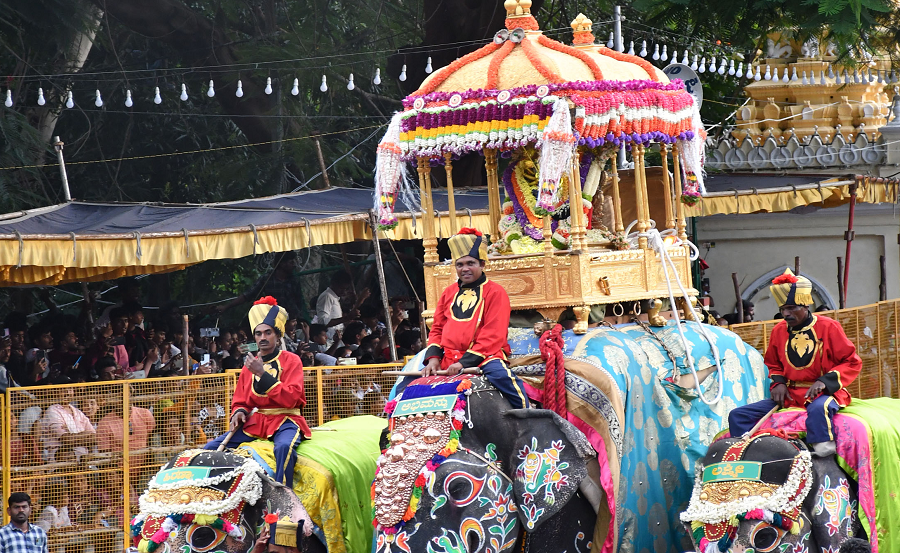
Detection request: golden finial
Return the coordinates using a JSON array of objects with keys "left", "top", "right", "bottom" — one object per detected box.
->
[
  {"left": 504, "top": 0, "right": 539, "bottom": 30},
  {"left": 505, "top": 0, "right": 532, "bottom": 17},
  {"left": 571, "top": 13, "right": 594, "bottom": 45}
]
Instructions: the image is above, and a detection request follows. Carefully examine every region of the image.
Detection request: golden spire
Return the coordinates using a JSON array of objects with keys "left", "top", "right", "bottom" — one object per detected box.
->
[
  {"left": 504, "top": 0, "right": 539, "bottom": 30},
  {"left": 571, "top": 13, "right": 594, "bottom": 45}
]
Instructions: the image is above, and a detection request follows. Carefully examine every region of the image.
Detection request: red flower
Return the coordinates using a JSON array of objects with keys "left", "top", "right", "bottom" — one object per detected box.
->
[
  {"left": 772, "top": 274, "right": 799, "bottom": 285},
  {"left": 254, "top": 296, "right": 278, "bottom": 306},
  {"left": 264, "top": 512, "right": 279, "bottom": 525},
  {"left": 458, "top": 228, "right": 482, "bottom": 236}
]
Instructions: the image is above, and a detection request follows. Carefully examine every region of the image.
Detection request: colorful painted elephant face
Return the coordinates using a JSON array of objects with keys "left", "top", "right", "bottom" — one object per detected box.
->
[
  {"left": 682, "top": 434, "right": 862, "bottom": 553},
  {"left": 373, "top": 377, "right": 595, "bottom": 553},
  {"left": 134, "top": 450, "right": 320, "bottom": 553}
]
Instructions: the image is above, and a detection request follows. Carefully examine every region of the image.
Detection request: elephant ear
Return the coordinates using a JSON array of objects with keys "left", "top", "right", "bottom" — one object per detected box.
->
[{"left": 506, "top": 409, "right": 594, "bottom": 532}]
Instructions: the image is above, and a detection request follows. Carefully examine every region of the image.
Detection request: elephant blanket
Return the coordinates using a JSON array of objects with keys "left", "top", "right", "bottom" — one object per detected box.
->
[
  {"left": 718, "top": 397, "right": 900, "bottom": 553},
  {"left": 506, "top": 321, "right": 770, "bottom": 553},
  {"left": 240, "top": 415, "right": 387, "bottom": 553}
]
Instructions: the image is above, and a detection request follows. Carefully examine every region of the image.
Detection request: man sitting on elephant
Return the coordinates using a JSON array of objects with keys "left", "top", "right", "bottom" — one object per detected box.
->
[
  {"left": 728, "top": 269, "right": 861, "bottom": 457},
  {"left": 205, "top": 297, "right": 312, "bottom": 486},
  {"left": 420, "top": 228, "right": 530, "bottom": 408}
]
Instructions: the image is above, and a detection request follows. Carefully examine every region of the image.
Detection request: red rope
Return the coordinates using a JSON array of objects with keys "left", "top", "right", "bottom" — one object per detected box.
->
[{"left": 539, "top": 324, "right": 567, "bottom": 418}]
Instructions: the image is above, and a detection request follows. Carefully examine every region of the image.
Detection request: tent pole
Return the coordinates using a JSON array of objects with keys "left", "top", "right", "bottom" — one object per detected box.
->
[
  {"left": 369, "top": 211, "right": 397, "bottom": 361},
  {"left": 54, "top": 136, "right": 72, "bottom": 202},
  {"left": 842, "top": 179, "right": 859, "bottom": 306},
  {"left": 182, "top": 314, "right": 190, "bottom": 376}
]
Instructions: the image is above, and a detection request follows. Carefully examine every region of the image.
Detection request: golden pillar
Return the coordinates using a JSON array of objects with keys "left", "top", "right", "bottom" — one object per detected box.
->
[
  {"left": 418, "top": 157, "right": 439, "bottom": 263},
  {"left": 672, "top": 143, "right": 688, "bottom": 242},
  {"left": 633, "top": 145, "right": 649, "bottom": 249},
  {"left": 443, "top": 152, "right": 458, "bottom": 235},
  {"left": 660, "top": 144, "right": 675, "bottom": 231},
  {"left": 484, "top": 148, "right": 501, "bottom": 239},
  {"left": 543, "top": 214, "right": 553, "bottom": 257},
  {"left": 568, "top": 154, "right": 586, "bottom": 251},
  {"left": 610, "top": 151, "right": 624, "bottom": 235}
]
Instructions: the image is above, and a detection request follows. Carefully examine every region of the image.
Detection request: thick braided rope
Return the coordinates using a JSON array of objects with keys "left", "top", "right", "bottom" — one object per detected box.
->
[{"left": 539, "top": 324, "right": 567, "bottom": 418}]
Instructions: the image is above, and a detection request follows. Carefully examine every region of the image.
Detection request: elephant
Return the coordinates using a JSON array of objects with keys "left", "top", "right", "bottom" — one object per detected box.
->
[
  {"left": 373, "top": 375, "right": 600, "bottom": 553},
  {"left": 132, "top": 416, "right": 386, "bottom": 553},
  {"left": 681, "top": 432, "right": 864, "bottom": 553},
  {"left": 131, "top": 448, "right": 327, "bottom": 553},
  {"left": 384, "top": 320, "right": 770, "bottom": 553}
]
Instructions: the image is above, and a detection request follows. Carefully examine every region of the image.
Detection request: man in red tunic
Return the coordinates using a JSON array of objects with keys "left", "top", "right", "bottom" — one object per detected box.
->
[
  {"left": 205, "top": 297, "right": 312, "bottom": 486},
  {"left": 728, "top": 269, "right": 861, "bottom": 457},
  {"left": 421, "top": 228, "right": 529, "bottom": 408}
]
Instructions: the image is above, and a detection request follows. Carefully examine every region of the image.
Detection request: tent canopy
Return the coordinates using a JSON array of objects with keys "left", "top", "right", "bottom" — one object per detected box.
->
[
  {"left": 0, "top": 188, "right": 490, "bottom": 286},
  {"left": 0, "top": 173, "right": 891, "bottom": 286}
]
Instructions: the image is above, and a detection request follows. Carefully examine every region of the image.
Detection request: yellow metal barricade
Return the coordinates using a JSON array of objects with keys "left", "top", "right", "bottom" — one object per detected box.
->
[
  {"left": 730, "top": 299, "right": 900, "bottom": 399},
  {"left": 0, "top": 362, "right": 405, "bottom": 547}
]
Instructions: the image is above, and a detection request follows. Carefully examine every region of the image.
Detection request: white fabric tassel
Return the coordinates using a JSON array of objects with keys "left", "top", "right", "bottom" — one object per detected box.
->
[
  {"left": 373, "top": 112, "right": 419, "bottom": 229},
  {"left": 582, "top": 158, "right": 604, "bottom": 198},
  {"left": 536, "top": 97, "right": 575, "bottom": 214},
  {"left": 678, "top": 106, "right": 706, "bottom": 194}
]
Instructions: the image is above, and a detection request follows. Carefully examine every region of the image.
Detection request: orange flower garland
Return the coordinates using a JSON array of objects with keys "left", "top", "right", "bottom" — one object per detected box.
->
[
  {"left": 537, "top": 35, "right": 603, "bottom": 81},
  {"left": 596, "top": 46, "right": 659, "bottom": 82},
  {"left": 572, "top": 31, "right": 595, "bottom": 45},
  {"left": 487, "top": 40, "right": 516, "bottom": 90},
  {"left": 414, "top": 42, "right": 503, "bottom": 96},
  {"left": 521, "top": 37, "right": 563, "bottom": 83},
  {"left": 506, "top": 15, "right": 539, "bottom": 31}
]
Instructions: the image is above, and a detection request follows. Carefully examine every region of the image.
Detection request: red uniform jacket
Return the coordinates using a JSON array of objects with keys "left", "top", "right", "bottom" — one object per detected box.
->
[
  {"left": 232, "top": 349, "right": 312, "bottom": 439},
  {"left": 764, "top": 314, "right": 861, "bottom": 408},
  {"left": 424, "top": 274, "right": 511, "bottom": 369}
]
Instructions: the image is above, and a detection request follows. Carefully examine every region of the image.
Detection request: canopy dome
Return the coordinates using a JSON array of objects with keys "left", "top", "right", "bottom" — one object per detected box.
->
[{"left": 415, "top": 3, "right": 667, "bottom": 96}]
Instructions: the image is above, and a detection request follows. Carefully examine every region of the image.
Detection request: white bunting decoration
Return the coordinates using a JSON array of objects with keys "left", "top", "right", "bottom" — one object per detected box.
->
[
  {"left": 347, "top": 73, "right": 355, "bottom": 90},
  {"left": 37, "top": 88, "right": 45, "bottom": 106},
  {"left": 125, "top": 90, "right": 133, "bottom": 107},
  {"left": 264, "top": 77, "right": 273, "bottom": 95},
  {"left": 154, "top": 87, "right": 162, "bottom": 104},
  {"left": 235, "top": 80, "right": 244, "bottom": 98},
  {"left": 425, "top": 57, "right": 433, "bottom": 74},
  {"left": 291, "top": 78, "right": 300, "bottom": 95},
  {"left": 373, "top": 68, "right": 382, "bottom": 86},
  {"left": 320, "top": 75, "right": 328, "bottom": 92},
  {"left": 207, "top": 80, "right": 215, "bottom": 97}
]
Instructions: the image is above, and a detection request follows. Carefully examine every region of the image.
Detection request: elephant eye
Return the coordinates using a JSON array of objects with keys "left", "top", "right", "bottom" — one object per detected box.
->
[
  {"left": 185, "top": 524, "right": 226, "bottom": 552},
  {"left": 750, "top": 523, "right": 784, "bottom": 552}
]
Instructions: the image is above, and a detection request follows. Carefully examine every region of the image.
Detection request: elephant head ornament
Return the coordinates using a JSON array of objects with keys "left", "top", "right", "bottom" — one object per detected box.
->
[
  {"left": 373, "top": 376, "right": 598, "bottom": 553},
  {"left": 132, "top": 449, "right": 324, "bottom": 553},
  {"left": 681, "top": 433, "right": 862, "bottom": 553}
]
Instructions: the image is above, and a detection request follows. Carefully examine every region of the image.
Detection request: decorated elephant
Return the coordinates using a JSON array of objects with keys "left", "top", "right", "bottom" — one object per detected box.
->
[
  {"left": 381, "top": 320, "right": 771, "bottom": 553},
  {"left": 373, "top": 375, "right": 600, "bottom": 553},
  {"left": 681, "top": 398, "right": 900, "bottom": 553},
  {"left": 680, "top": 432, "right": 863, "bottom": 553},
  {"left": 132, "top": 416, "right": 386, "bottom": 553}
]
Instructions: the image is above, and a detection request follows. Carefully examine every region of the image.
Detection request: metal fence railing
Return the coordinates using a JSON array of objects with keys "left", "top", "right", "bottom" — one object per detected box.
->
[
  {"left": 729, "top": 299, "right": 900, "bottom": 400},
  {"left": 0, "top": 363, "right": 404, "bottom": 551}
]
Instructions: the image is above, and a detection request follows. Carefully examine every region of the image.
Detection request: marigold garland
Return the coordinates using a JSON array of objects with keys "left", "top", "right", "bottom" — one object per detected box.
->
[
  {"left": 537, "top": 34, "right": 604, "bottom": 81},
  {"left": 415, "top": 42, "right": 503, "bottom": 96},
  {"left": 596, "top": 46, "right": 659, "bottom": 82},
  {"left": 506, "top": 15, "right": 539, "bottom": 31},
  {"left": 488, "top": 40, "right": 517, "bottom": 90},
  {"left": 521, "top": 37, "right": 563, "bottom": 83}
]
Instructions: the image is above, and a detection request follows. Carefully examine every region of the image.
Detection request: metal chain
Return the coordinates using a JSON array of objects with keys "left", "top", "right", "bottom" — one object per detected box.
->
[{"left": 630, "top": 316, "right": 678, "bottom": 375}]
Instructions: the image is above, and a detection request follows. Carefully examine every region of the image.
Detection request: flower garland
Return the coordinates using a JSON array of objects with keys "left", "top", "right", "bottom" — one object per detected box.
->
[
  {"left": 595, "top": 46, "right": 660, "bottom": 82},
  {"left": 506, "top": 15, "right": 539, "bottom": 31},
  {"left": 131, "top": 512, "right": 243, "bottom": 553},
  {"left": 536, "top": 98, "right": 576, "bottom": 214},
  {"left": 681, "top": 450, "right": 813, "bottom": 526},
  {"left": 138, "top": 459, "right": 264, "bottom": 519},
  {"left": 375, "top": 112, "right": 419, "bottom": 230},
  {"left": 690, "top": 508, "right": 800, "bottom": 553},
  {"left": 536, "top": 35, "right": 603, "bottom": 81},
  {"left": 403, "top": 79, "right": 688, "bottom": 109},
  {"left": 415, "top": 42, "right": 503, "bottom": 96},
  {"left": 372, "top": 378, "right": 472, "bottom": 534},
  {"left": 681, "top": 172, "right": 702, "bottom": 206},
  {"left": 487, "top": 40, "right": 516, "bottom": 90},
  {"left": 520, "top": 36, "right": 564, "bottom": 84},
  {"left": 503, "top": 153, "right": 544, "bottom": 240}
]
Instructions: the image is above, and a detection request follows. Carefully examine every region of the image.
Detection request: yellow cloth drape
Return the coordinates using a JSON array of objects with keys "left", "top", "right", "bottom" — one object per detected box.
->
[
  {"left": 0, "top": 210, "right": 491, "bottom": 285},
  {"left": 684, "top": 181, "right": 896, "bottom": 217}
]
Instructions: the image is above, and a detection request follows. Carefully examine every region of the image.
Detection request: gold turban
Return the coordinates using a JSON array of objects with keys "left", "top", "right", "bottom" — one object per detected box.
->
[
  {"left": 248, "top": 296, "right": 288, "bottom": 335},
  {"left": 770, "top": 269, "right": 813, "bottom": 307},
  {"left": 448, "top": 228, "right": 488, "bottom": 262}
]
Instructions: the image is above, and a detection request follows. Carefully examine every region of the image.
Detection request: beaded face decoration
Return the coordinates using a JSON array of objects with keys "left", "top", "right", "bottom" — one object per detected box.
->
[{"left": 372, "top": 375, "right": 473, "bottom": 533}]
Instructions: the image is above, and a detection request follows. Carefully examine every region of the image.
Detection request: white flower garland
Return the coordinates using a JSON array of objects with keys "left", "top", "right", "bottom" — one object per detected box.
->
[
  {"left": 138, "top": 457, "right": 265, "bottom": 519},
  {"left": 680, "top": 450, "right": 813, "bottom": 524}
]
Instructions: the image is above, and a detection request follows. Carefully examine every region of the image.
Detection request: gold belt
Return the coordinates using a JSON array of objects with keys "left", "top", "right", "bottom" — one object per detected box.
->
[
  {"left": 786, "top": 379, "right": 816, "bottom": 388},
  {"left": 257, "top": 408, "right": 304, "bottom": 416}
]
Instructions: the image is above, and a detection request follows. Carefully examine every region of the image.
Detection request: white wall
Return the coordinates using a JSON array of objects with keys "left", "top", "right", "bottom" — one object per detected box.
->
[{"left": 695, "top": 203, "right": 899, "bottom": 319}]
